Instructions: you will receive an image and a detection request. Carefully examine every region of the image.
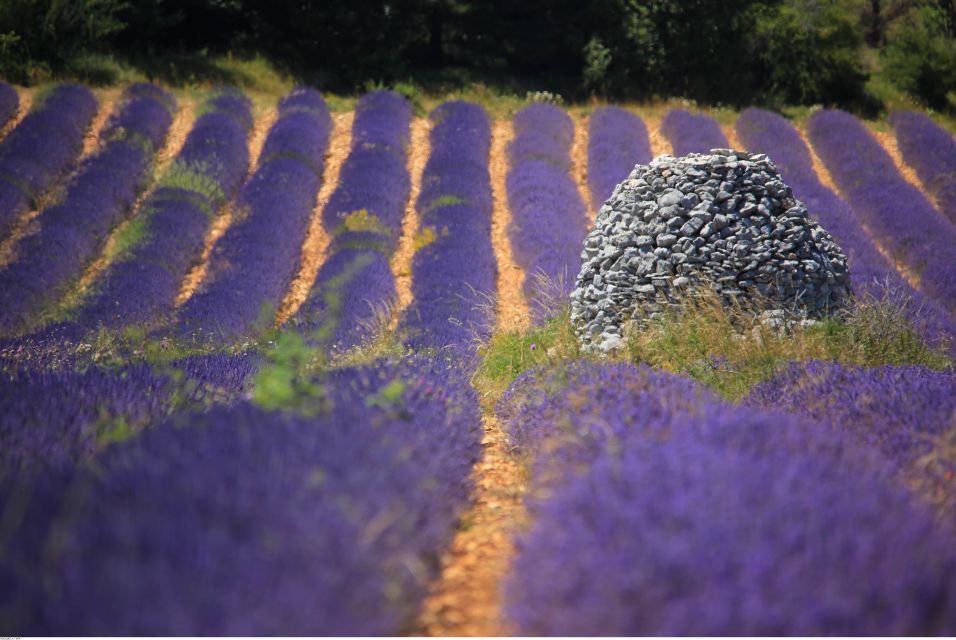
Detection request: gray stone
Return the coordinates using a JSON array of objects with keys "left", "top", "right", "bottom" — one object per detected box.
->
[
  {"left": 657, "top": 233, "right": 678, "bottom": 247},
  {"left": 570, "top": 149, "right": 853, "bottom": 352}
]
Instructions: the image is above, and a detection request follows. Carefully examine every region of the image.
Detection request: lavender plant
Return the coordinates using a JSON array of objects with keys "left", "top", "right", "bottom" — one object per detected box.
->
[
  {"left": 587, "top": 106, "right": 651, "bottom": 210},
  {"left": 507, "top": 102, "right": 588, "bottom": 320},
  {"left": 175, "top": 88, "right": 331, "bottom": 345},
  {"left": 71, "top": 88, "right": 251, "bottom": 330},
  {"left": 807, "top": 109, "right": 956, "bottom": 318},
  {"left": 400, "top": 101, "right": 497, "bottom": 356},
  {"left": 746, "top": 360, "right": 956, "bottom": 471},
  {"left": 736, "top": 107, "right": 956, "bottom": 355},
  {"left": 0, "top": 356, "right": 480, "bottom": 635},
  {"left": 0, "top": 352, "right": 259, "bottom": 474},
  {"left": 501, "top": 361, "right": 956, "bottom": 635},
  {"left": 0, "top": 83, "right": 98, "bottom": 239},
  {"left": 660, "top": 108, "right": 729, "bottom": 156},
  {"left": 292, "top": 91, "right": 411, "bottom": 351},
  {"left": 890, "top": 111, "right": 956, "bottom": 226},
  {"left": 0, "top": 84, "right": 175, "bottom": 336}
]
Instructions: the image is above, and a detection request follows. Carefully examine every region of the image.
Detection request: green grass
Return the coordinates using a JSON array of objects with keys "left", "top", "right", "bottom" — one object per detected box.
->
[
  {"left": 157, "top": 160, "right": 226, "bottom": 211},
  {"left": 475, "top": 291, "right": 951, "bottom": 403}
]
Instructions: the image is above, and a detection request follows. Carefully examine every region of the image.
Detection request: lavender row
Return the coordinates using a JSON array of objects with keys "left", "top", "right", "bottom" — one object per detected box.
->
[
  {"left": 747, "top": 360, "right": 956, "bottom": 472},
  {"left": 174, "top": 88, "right": 331, "bottom": 345},
  {"left": 891, "top": 110, "right": 956, "bottom": 226},
  {"left": 291, "top": 91, "right": 411, "bottom": 351},
  {"left": 736, "top": 108, "right": 956, "bottom": 353},
  {"left": 0, "top": 82, "right": 17, "bottom": 130},
  {"left": 660, "top": 108, "right": 729, "bottom": 156},
  {"left": 400, "top": 101, "right": 497, "bottom": 355},
  {"left": 587, "top": 106, "right": 651, "bottom": 210},
  {"left": 500, "top": 362, "right": 956, "bottom": 635},
  {"left": 0, "top": 83, "right": 98, "bottom": 239},
  {"left": 0, "top": 84, "right": 175, "bottom": 336},
  {"left": 0, "top": 356, "right": 480, "bottom": 635},
  {"left": 506, "top": 103, "right": 588, "bottom": 320},
  {"left": 0, "top": 353, "right": 258, "bottom": 475},
  {"left": 68, "top": 88, "right": 251, "bottom": 330},
  {"left": 808, "top": 110, "right": 956, "bottom": 318}
]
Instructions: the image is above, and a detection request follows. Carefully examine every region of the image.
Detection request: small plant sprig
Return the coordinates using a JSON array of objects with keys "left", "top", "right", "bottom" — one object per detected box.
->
[{"left": 252, "top": 330, "right": 328, "bottom": 414}]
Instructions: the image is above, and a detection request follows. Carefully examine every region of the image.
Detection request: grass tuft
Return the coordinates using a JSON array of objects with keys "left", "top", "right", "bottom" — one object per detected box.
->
[
  {"left": 475, "top": 287, "right": 951, "bottom": 403},
  {"left": 158, "top": 159, "right": 225, "bottom": 208}
]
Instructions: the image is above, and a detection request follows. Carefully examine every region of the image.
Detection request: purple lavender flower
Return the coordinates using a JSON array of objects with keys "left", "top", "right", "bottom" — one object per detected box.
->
[
  {"left": 0, "top": 83, "right": 98, "bottom": 239},
  {"left": 501, "top": 361, "right": 956, "bottom": 635},
  {"left": 293, "top": 91, "right": 411, "bottom": 351},
  {"left": 174, "top": 88, "right": 331, "bottom": 345},
  {"left": 660, "top": 108, "right": 729, "bottom": 156},
  {"left": 0, "top": 356, "right": 480, "bottom": 635},
  {"left": 736, "top": 107, "right": 956, "bottom": 355},
  {"left": 891, "top": 110, "right": 956, "bottom": 226},
  {"left": 808, "top": 109, "right": 956, "bottom": 319},
  {"left": 400, "top": 101, "right": 497, "bottom": 356},
  {"left": 587, "top": 106, "right": 651, "bottom": 210},
  {"left": 507, "top": 103, "right": 588, "bottom": 321},
  {"left": 73, "top": 89, "right": 252, "bottom": 330},
  {"left": 746, "top": 360, "right": 956, "bottom": 470},
  {"left": 0, "top": 84, "right": 175, "bottom": 336},
  {"left": 0, "top": 352, "right": 258, "bottom": 474}
]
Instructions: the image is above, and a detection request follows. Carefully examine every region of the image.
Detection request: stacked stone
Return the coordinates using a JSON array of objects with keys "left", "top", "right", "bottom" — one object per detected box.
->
[{"left": 571, "top": 149, "right": 852, "bottom": 351}]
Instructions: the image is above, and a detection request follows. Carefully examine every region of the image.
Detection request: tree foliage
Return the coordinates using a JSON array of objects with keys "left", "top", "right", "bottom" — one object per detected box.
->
[{"left": 0, "top": 0, "right": 952, "bottom": 111}]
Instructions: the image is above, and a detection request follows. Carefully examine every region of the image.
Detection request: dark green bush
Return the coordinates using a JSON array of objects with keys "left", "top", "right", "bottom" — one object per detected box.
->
[
  {"left": 752, "top": 1, "right": 870, "bottom": 106},
  {"left": 882, "top": 3, "right": 956, "bottom": 110},
  {"left": 0, "top": 0, "right": 127, "bottom": 84}
]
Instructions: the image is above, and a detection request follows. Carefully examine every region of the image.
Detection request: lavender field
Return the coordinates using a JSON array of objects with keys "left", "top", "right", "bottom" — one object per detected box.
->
[{"left": 1, "top": 78, "right": 956, "bottom": 636}]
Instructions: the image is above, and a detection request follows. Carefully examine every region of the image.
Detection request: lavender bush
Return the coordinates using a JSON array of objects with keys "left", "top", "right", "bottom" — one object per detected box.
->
[
  {"left": 660, "top": 108, "right": 728, "bottom": 156},
  {"left": 747, "top": 360, "right": 956, "bottom": 471},
  {"left": 502, "top": 362, "right": 956, "bottom": 635},
  {"left": 0, "top": 353, "right": 257, "bottom": 474},
  {"left": 507, "top": 102, "right": 588, "bottom": 320},
  {"left": 808, "top": 109, "right": 956, "bottom": 318},
  {"left": 72, "top": 88, "right": 251, "bottom": 330},
  {"left": 891, "top": 111, "right": 956, "bottom": 226},
  {"left": 175, "top": 88, "right": 331, "bottom": 345},
  {"left": 0, "top": 84, "right": 175, "bottom": 336},
  {"left": 0, "top": 83, "right": 98, "bottom": 239},
  {"left": 293, "top": 91, "right": 411, "bottom": 351},
  {"left": 736, "top": 108, "right": 956, "bottom": 354},
  {"left": 587, "top": 106, "right": 651, "bottom": 210},
  {"left": 400, "top": 101, "right": 497, "bottom": 355},
  {"left": 0, "top": 356, "right": 480, "bottom": 635},
  {"left": 0, "top": 82, "right": 18, "bottom": 129}
]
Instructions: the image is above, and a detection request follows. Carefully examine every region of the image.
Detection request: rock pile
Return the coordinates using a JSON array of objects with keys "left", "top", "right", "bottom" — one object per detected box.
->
[{"left": 571, "top": 150, "right": 853, "bottom": 351}]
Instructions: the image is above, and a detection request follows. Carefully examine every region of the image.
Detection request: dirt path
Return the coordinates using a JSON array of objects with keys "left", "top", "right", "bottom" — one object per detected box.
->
[
  {"left": 81, "top": 90, "right": 121, "bottom": 159},
  {"left": 645, "top": 115, "right": 673, "bottom": 159},
  {"left": 870, "top": 127, "right": 945, "bottom": 216},
  {"left": 721, "top": 120, "right": 744, "bottom": 152},
  {"left": 275, "top": 111, "right": 354, "bottom": 324},
  {"left": 391, "top": 117, "right": 431, "bottom": 329},
  {"left": 413, "top": 117, "right": 534, "bottom": 636},
  {"left": 487, "top": 119, "right": 530, "bottom": 333},
  {"left": 0, "top": 87, "right": 32, "bottom": 143},
  {"left": 571, "top": 113, "right": 594, "bottom": 224},
  {"left": 797, "top": 124, "right": 922, "bottom": 290},
  {"left": 415, "top": 412, "right": 529, "bottom": 636},
  {"left": 175, "top": 104, "right": 278, "bottom": 306},
  {"left": 59, "top": 99, "right": 198, "bottom": 313},
  {"left": 0, "top": 92, "right": 119, "bottom": 268}
]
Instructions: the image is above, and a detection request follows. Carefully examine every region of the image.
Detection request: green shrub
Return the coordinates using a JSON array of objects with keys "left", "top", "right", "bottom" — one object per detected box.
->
[
  {"left": 0, "top": 0, "right": 127, "bottom": 83},
  {"left": 882, "top": 4, "right": 956, "bottom": 110},
  {"left": 752, "top": 0, "right": 870, "bottom": 107}
]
